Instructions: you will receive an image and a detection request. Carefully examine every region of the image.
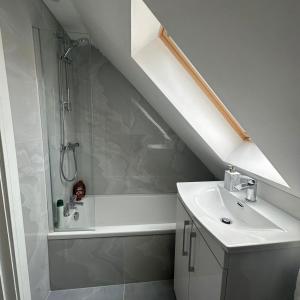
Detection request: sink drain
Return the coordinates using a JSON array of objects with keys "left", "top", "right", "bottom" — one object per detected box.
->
[{"left": 221, "top": 217, "right": 232, "bottom": 225}]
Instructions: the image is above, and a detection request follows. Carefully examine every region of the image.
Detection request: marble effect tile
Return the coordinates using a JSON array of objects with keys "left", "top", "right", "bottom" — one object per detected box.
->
[
  {"left": 87, "top": 52, "right": 215, "bottom": 194},
  {"left": 48, "top": 234, "right": 175, "bottom": 290},
  {"left": 47, "top": 284, "right": 123, "bottom": 300},
  {"left": 47, "top": 45, "right": 214, "bottom": 199},
  {"left": 49, "top": 237, "right": 124, "bottom": 290},
  {"left": 0, "top": 0, "right": 67, "bottom": 299},
  {"left": 37, "top": 27, "right": 74, "bottom": 226},
  {"left": 124, "top": 235, "right": 175, "bottom": 283},
  {"left": 47, "top": 281, "right": 175, "bottom": 300}
]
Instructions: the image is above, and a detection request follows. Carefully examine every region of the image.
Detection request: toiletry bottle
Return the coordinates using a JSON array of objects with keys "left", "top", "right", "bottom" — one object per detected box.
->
[
  {"left": 224, "top": 165, "right": 240, "bottom": 191},
  {"left": 56, "top": 199, "right": 64, "bottom": 229}
]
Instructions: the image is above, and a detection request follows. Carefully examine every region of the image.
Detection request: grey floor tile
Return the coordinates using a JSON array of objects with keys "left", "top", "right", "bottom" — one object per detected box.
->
[
  {"left": 47, "top": 284, "right": 124, "bottom": 300},
  {"left": 124, "top": 280, "right": 176, "bottom": 300}
]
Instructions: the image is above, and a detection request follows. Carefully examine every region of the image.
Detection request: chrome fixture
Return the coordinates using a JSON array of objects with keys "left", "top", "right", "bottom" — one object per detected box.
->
[
  {"left": 221, "top": 217, "right": 232, "bottom": 225},
  {"left": 58, "top": 36, "right": 89, "bottom": 182},
  {"left": 69, "top": 194, "right": 84, "bottom": 209},
  {"left": 62, "top": 38, "right": 89, "bottom": 62},
  {"left": 63, "top": 195, "right": 84, "bottom": 217},
  {"left": 59, "top": 142, "right": 79, "bottom": 182},
  {"left": 188, "top": 231, "right": 196, "bottom": 272},
  {"left": 182, "top": 220, "right": 191, "bottom": 256},
  {"left": 234, "top": 176, "right": 257, "bottom": 202},
  {"left": 73, "top": 211, "right": 80, "bottom": 221}
]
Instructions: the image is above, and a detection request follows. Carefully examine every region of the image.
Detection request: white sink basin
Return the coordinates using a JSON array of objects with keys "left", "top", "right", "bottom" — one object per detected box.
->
[
  {"left": 177, "top": 181, "right": 300, "bottom": 249},
  {"left": 192, "top": 185, "right": 282, "bottom": 231}
]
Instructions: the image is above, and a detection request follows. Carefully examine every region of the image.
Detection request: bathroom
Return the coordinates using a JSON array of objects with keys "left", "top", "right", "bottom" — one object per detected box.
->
[{"left": 0, "top": 0, "right": 299, "bottom": 300}]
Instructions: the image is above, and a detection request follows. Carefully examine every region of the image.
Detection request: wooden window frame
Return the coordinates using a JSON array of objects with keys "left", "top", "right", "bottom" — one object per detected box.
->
[{"left": 159, "top": 27, "right": 250, "bottom": 141}]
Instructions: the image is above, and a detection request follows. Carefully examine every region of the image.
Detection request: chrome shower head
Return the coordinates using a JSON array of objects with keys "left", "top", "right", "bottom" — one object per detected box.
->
[
  {"left": 73, "top": 38, "right": 89, "bottom": 47},
  {"left": 62, "top": 38, "right": 89, "bottom": 61}
]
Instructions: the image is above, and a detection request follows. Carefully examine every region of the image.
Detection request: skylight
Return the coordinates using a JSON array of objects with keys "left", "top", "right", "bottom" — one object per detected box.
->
[{"left": 159, "top": 27, "right": 250, "bottom": 141}]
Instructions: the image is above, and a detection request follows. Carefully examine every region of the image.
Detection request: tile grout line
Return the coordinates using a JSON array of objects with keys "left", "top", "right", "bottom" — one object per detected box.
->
[{"left": 123, "top": 280, "right": 126, "bottom": 300}]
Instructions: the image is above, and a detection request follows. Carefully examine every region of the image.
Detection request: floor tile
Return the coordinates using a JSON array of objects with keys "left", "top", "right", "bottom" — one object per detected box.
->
[
  {"left": 47, "top": 284, "right": 124, "bottom": 300},
  {"left": 48, "top": 280, "right": 175, "bottom": 300},
  {"left": 124, "top": 280, "right": 176, "bottom": 300}
]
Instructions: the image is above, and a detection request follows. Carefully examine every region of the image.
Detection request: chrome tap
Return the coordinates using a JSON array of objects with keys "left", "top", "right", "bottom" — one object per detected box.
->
[
  {"left": 69, "top": 195, "right": 84, "bottom": 208},
  {"left": 234, "top": 176, "right": 257, "bottom": 202},
  {"left": 64, "top": 195, "right": 84, "bottom": 216}
]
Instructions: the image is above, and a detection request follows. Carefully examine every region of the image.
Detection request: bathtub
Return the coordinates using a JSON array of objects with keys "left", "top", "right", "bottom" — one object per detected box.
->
[
  {"left": 48, "top": 193, "right": 176, "bottom": 239},
  {"left": 48, "top": 194, "right": 176, "bottom": 290}
]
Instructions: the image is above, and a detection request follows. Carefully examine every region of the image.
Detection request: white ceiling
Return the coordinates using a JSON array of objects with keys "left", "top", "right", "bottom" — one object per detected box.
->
[
  {"left": 43, "top": 0, "right": 300, "bottom": 197},
  {"left": 43, "top": 0, "right": 87, "bottom": 39}
]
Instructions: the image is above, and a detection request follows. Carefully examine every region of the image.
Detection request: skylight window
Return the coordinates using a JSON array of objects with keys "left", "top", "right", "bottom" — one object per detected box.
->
[{"left": 159, "top": 27, "right": 250, "bottom": 141}]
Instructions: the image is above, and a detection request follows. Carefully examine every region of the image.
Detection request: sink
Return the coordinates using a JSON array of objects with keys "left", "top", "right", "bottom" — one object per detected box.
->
[
  {"left": 177, "top": 181, "right": 300, "bottom": 249},
  {"left": 191, "top": 185, "right": 282, "bottom": 231}
]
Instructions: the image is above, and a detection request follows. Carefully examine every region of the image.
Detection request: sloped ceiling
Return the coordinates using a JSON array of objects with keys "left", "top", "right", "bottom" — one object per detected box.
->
[{"left": 44, "top": 0, "right": 225, "bottom": 179}]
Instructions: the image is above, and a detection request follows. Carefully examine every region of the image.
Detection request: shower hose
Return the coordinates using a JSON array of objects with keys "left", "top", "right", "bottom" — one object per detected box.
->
[{"left": 60, "top": 142, "right": 79, "bottom": 182}]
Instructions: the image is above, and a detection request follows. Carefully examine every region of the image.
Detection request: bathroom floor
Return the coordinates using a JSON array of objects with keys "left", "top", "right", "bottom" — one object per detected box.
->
[{"left": 47, "top": 280, "right": 176, "bottom": 300}]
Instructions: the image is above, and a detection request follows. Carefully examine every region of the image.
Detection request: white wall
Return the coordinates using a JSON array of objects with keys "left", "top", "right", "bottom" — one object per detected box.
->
[{"left": 257, "top": 181, "right": 300, "bottom": 219}]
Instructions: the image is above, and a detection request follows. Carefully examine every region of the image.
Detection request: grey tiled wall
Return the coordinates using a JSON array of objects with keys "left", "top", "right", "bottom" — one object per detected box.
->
[
  {"left": 74, "top": 46, "right": 215, "bottom": 195},
  {"left": 48, "top": 234, "right": 175, "bottom": 290},
  {"left": 0, "top": 0, "right": 65, "bottom": 299},
  {"left": 40, "top": 38, "right": 214, "bottom": 225}
]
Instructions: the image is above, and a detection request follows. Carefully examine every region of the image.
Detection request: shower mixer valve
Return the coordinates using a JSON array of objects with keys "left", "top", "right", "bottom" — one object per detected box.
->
[
  {"left": 63, "top": 100, "right": 72, "bottom": 112},
  {"left": 63, "top": 195, "right": 84, "bottom": 217},
  {"left": 61, "top": 142, "right": 79, "bottom": 152}
]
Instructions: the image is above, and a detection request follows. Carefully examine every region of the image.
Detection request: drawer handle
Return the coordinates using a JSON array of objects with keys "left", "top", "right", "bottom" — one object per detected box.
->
[
  {"left": 188, "top": 231, "right": 196, "bottom": 272},
  {"left": 182, "top": 220, "right": 190, "bottom": 256}
]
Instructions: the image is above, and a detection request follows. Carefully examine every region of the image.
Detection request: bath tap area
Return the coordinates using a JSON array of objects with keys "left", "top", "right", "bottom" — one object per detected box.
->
[{"left": 1, "top": 1, "right": 300, "bottom": 300}]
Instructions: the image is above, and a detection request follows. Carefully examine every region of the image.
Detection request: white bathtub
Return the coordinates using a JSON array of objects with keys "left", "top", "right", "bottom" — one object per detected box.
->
[{"left": 48, "top": 194, "right": 176, "bottom": 240}]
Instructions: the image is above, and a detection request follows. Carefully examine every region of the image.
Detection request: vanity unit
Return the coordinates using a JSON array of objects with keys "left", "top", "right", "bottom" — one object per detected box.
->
[{"left": 175, "top": 181, "right": 300, "bottom": 300}]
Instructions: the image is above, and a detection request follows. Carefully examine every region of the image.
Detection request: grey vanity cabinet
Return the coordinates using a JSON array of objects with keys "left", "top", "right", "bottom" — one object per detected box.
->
[
  {"left": 174, "top": 198, "right": 225, "bottom": 300},
  {"left": 188, "top": 227, "right": 224, "bottom": 300},
  {"left": 175, "top": 197, "right": 300, "bottom": 300},
  {"left": 174, "top": 198, "right": 192, "bottom": 300}
]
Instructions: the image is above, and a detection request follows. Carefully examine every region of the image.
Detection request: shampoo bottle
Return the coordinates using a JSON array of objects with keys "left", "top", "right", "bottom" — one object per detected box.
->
[{"left": 56, "top": 199, "right": 64, "bottom": 229}]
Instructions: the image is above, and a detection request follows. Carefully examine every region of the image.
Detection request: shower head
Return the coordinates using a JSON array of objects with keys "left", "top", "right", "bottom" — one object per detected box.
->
[
  {"left": 72, "top": 38, "right": 89, "bottom": 48},
  {"left": 62, "top": 38, "right": 89, "bottom": 61}
]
